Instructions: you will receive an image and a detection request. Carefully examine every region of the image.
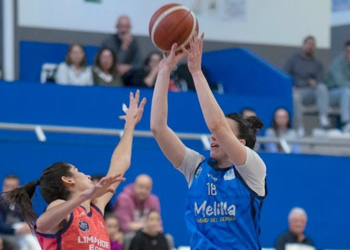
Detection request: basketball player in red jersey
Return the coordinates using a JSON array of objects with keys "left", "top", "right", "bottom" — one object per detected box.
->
[{"left": 3, "top": 90, "right": 146, "bottom": 250}]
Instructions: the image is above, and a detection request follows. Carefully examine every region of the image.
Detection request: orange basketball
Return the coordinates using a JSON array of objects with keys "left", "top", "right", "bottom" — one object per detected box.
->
[{"left": 149, "top": 3, "right": 199, "bottom": 52}]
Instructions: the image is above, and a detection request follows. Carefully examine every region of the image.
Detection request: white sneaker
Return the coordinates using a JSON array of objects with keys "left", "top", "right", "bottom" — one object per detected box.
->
[
  {"left": 320, "top": 115, "right": 331, "bottom": 127},
  {"left": 343, "top": 123, "right": 350, "bottom": 134}
]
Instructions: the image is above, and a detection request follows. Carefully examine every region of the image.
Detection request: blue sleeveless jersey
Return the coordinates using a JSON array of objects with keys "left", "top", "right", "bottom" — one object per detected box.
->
[{"left": 185, "top": 158, "right": 266, "bottom": 250}]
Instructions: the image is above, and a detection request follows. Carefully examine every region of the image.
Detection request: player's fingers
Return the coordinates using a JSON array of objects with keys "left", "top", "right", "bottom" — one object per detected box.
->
[
  {"left": 139, "top": 97, "right": 147, "bottom": 111},
  {"left": 181, "top": 45, "right": 190, "bottom": 55},
  {"left": 119, "top": 115, "right": 126, "bottom": 120},
  {"left": 134, "top": 89, "right": 140, "bottom": 103}
]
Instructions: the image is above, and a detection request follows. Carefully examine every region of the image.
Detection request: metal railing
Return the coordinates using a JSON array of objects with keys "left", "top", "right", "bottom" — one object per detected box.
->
[{"left": 1, "top": 122, "right": 350, "bottom": 154}]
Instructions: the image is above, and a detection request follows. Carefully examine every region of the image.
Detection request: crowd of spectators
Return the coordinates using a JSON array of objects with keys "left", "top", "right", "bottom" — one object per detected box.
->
[{"left": 38, "top": 13, "right": 349, "bottom": 144}]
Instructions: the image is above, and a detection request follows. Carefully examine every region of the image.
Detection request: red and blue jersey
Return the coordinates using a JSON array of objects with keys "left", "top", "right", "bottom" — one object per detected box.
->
[{"left": 36, "top": 204, "right": 110, "bottom": 250}]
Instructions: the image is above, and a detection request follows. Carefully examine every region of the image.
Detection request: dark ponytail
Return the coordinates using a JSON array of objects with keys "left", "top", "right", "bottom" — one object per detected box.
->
[
  {"left": 246, "top": 116, "right": 264, "bottom": 135},
  {"left": 2, "top": 162, "right": 73, "bottom": 231},
  {"left": 3, "top": 180, "right": 40, "bottom": 230},
  {"left": 226, "top": 113, "right": 264, "bottom": 149}
]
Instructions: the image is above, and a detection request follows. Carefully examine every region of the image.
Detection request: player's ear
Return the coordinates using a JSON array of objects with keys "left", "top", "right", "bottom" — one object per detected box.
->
[
  {"left": 61, "top": 176, "right": 75, "bottom": 187},
  {"left": 239, "top": 139, "right": 246, "bottom": 146}
]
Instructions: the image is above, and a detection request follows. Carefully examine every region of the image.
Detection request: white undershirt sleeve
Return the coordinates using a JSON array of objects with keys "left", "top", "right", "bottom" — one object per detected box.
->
[
  {"left": 235, "top": 146, "right": 267, "bottom": 197},
  {"left": 177, "top": 147, "right": 205, "bottom": 187}
]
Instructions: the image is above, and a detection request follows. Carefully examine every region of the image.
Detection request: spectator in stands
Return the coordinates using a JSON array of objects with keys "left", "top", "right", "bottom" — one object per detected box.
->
[
  {"left": 264, "top": 108, "right": 301, "bottom": 153},
  {"left": 101, "top": 16, "right": 141, "bottom": 76},
  {"left": 92, "top": 47, "right": 123, "bottom": 87},
  {"left": 0, "top": 175, "right": 41, "bottom": 250},
  {"left": 284, "top": 36, "right": 330, "bottom": 136},
  {"left": 240, "top": 108, "right": 257, "bottom": 118},
  {"left": 129, "top": 210, "right": 169, "bottom": 250},
  {"left": 55, "top": 44, "right": 93, "bottom": 86},
  {"left": 326, "top": 40, "right": 350, "bottom": 134},
  {"left": 105, "top": 214, "right": 123, "bottom": 250},
  {"left": 275, "top": 207, "right": 315, "bottom": 250},
  {"left": 123, "top": 51, "right": 162, "bottom": 88},
  {"left": 114, "top": 174, "right": 161, "bottom": 233}
]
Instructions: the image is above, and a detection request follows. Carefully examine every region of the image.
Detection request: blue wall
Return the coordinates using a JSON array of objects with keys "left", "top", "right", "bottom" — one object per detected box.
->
[
  {"left": 0, "top": 135, "right": 349, "bottom": 250},
  {"left": 0, "top": 81, "right": 291, "bottom": 134}
]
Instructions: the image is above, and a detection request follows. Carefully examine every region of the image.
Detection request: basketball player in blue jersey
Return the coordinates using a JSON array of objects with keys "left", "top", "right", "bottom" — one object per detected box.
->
[{"left": 151, "top": 33, "right": 267, "bottom": 250}]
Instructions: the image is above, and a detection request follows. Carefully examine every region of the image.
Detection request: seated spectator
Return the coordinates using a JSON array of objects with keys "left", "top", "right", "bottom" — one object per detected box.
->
[
  {"left": 275, "top": 207, "right": 315, "bottom": 250},
  {"left": 114, "top": 174, "right": 161, "bottom": 233},
  {"left": 265, "top": 108, "right": 301, "bottom": 153},
  {"left": 101, "top": 15, "right": 141, "bottom": 76},
  {"left": 0, "top": 175, "right": 41, "bottom": 250},
  {"left": 123, "top": 51, "right": 162, "bottom": 88},
  {"left": 55, "top": 43, "right": 93, "bottom": 86},
  {"left": 105, "top": 214, "right": 123, "bottom": 250},
  {"left": 129, "top": 210, "right": 169, "bottom": 250},
  {"left": 326, "top": 40, "right": 350, "bottom": 134},
  {"left": 284, "top": 36, "right": 330, "bottom": 136},
  {"left": 240, "top": 108, "right": 257, "bottom": 118},
  {"left": 92, "top": 47, "right": 123, "bottom": 87}
]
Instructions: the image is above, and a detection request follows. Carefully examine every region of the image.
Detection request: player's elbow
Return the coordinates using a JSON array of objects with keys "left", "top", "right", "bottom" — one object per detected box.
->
[
  {"left": 151, "top": 122, "right": 167, "bottom": 136},
  {"left": 35, "top": 218, "right": 51, "bottom": 233},
  {"left": 207, "top": 121, "right": 223, "bottom": 134}
]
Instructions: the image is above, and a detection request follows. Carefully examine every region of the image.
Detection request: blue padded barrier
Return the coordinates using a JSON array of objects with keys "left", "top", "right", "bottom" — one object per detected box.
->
[
  {"left": 0, "top": 81, "right": 291, "bottom": 134},
  {"left": 0, "top": 136, "right": 349, "bottom": 249}
]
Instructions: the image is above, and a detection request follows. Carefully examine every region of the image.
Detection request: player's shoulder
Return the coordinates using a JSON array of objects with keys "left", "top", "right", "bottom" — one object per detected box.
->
[{"left": 46, "top": 199, "right": 67, "bottom": 210}]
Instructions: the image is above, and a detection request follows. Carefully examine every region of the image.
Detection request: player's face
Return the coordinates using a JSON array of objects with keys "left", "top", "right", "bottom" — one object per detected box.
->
[
  {"left": 289, "top": 214, "right": 307, "bottom": 235},
  {"left": 2, "top": 178, "right": 19, "bottom": 192},
  {"left": 70, "top": 45, "right": 85, "bottom": 66},
  {"left": 69, "top": 165, "right": 93, "bottom": 191},
  {"left": 145, "top": 211, "right": 161, "bottom": 234},
  {"left": 210, "top": 118, "right": 240, "bottom": 161},
  {"left": 106, "top": 217, "right": 119, "bottom": 237},
  {"left": 346, "top": 46, "right": 350, "bottom": 63},
  {"left": 100, "top": 50, "right": 114, "bottom": 71}
]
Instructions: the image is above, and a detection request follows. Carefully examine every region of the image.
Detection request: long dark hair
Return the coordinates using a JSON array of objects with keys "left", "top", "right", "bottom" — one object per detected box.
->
[
  {"left": 65, "top": 43, "right": 87, "bottom": 67},
  {"left": 271, "top": 108, "right": 292, "bottom": 136},
  {"left": 2, "top": 162, "right": 73, "bottom": 230},
  {"left": 225, "top": 113, "right": 263, "bottom": 149},
  {"left": 94, "top": 47, "right": 118, "bottom": 77}
]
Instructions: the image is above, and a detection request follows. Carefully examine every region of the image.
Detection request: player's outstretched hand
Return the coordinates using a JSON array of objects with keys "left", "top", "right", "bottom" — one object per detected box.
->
[
  {"left": 159, "top": 43, "right": 187, "bottom": 72},
  {"left": 181, "top": 32, "right": 205, "bottom": 75},
  {"left": 120, "top": 90, "right": 146, "bottom": 126},
  {"left": 83, "top": 174, "right": 125, "bottom": 200}
]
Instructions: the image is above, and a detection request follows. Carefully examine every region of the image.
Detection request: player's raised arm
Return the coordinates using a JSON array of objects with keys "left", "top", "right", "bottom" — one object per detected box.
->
[
  {"left": 150, "top": 44, "right": 188, "bottom": 168},
  {"left": 182, "top": 33, "right": 247, "bottom": 166},
  {"left": 94, "top": 90, "right": 146, "bottom": 210}
]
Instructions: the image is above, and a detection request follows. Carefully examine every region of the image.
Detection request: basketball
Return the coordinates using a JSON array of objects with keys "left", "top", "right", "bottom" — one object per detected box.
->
[{"left": 149, "top": 3, "right": 199, "bottom": 52}]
